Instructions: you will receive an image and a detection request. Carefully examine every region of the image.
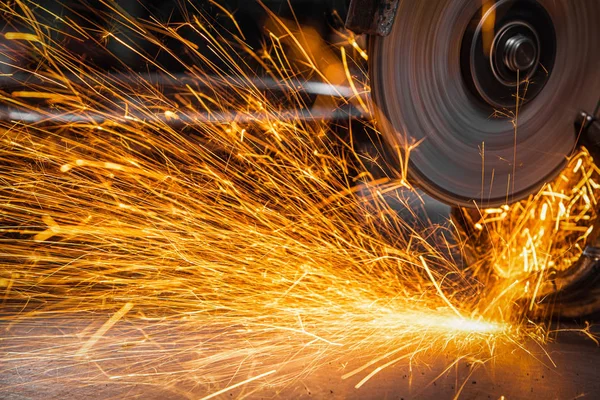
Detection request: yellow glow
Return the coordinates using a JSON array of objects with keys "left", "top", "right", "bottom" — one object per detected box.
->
[
  {"left": 481, "top": 1, "right": 496, "bottom": 56},
  {"left": 463, "top": 148, "right": 600, "bottom": 316},
  {"left": 4, "top": 32, "right": 40, "bottom": 41}
]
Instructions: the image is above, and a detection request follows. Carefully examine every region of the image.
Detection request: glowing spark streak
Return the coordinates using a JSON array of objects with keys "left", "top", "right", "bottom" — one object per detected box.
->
[
  {"left": 278, "top": 271, "right": 309, "bottom": 299},
  {"left": 419, "top": 256, "right": 463, "bottom": 319},
  {"left": 198, "top": 369, "right": 277, "bottom": 400},
  {"left": 574, "top": 158, "right": 583, "bottom": 173},
  {"left": 258, "top": 325, "right": 343, "bottom": 347},
  {"left": 354, "top": 351, "right": 421, "bottom": 389},
  {"left": 480, "top": 279, "right": 521, "bottom": 316},
  {"left": 540, "top": 203, "right": 548, "bottom": 221},
  {"left": 11, "top": 91, "right": 74, "bottom": 100},
  {"left": 349, "top": 39, "right": 368, "bottom": 61},
  {"left": 529, "top": 268, "right": 546, "bottom": 311},
  {"left": 76, "top": 302, "right": 134, "bottom": 358},
  {"left": 258, "top": 3, "right": 343, "bottom": 96},
  {"left": 4, "top": 32, "right": 41, "bottom": 42},
  {"left": 103, "top": 32, "right": 176, "bottom": 79},
  {"left": 481, "top": 142, "right": 485, "bottom": 204},
  {"left": 33, "top": 223, "right": 152, "bottom": 242},
  {"left": 341, "top": 342, "right": 413, "bottom": 380},
  {"left": 208, "top": 0, "right": 246, "bottom": 40},
  {"left": 451, "top": 360, "right": 483, "bottom": 400},
  {"left": 340, "top": 46, "right": 368, "bottom": 114}
]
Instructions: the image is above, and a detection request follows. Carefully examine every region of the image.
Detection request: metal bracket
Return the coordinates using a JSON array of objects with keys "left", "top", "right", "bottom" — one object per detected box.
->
[
  {"left": 576, "top": 106, "right": 600, "bottom": 162},
  {"left": 345, "top": 0, "right": 400, "bottom": 36}
]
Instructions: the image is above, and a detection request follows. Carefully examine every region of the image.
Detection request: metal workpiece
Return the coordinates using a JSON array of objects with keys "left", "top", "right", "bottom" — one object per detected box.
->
[{"left": 537, "top": 246, "right": 600, "bottom": 319}]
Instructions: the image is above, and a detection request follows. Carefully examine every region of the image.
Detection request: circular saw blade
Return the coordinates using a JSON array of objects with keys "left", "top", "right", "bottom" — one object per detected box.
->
[{"left": 369, "top": 0, "right": 600, "bottom": 207}]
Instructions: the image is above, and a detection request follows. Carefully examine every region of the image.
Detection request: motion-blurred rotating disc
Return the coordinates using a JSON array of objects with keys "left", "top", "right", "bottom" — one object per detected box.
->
[{"left": 370, "top": 0, "right": 600, "bottom": 207}]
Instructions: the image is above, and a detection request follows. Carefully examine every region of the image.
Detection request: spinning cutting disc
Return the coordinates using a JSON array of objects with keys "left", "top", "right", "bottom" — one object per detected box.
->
[{"left": 370, "top": 0, "right": 600, "bottom": 207}]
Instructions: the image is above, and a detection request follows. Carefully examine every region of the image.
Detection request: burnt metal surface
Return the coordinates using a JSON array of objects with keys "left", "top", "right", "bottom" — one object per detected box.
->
[{"left": 345, "top": 0, "right": 400, "bottom": 36}]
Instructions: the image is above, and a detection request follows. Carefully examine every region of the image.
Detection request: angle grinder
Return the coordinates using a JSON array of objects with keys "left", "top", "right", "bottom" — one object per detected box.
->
[{"left": 346, "top": 0, "right": 600, "bottom": 317}]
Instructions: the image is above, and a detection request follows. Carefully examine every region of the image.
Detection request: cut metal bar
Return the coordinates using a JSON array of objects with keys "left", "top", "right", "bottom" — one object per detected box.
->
[
  {"left": 0, "top": 103, "right": 365, "bottom": 126},
  {"left": 0, "top": 73, "right": 358, "bottom": 99},
  {"left": 0, "top": 74, "right": 368, "bottom": 125}
]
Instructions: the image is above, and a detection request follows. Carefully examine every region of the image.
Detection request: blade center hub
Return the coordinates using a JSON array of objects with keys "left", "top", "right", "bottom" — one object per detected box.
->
[
  {"left": 504, "top": 35, "right": 536, "bottom": 71},
  {"left": 491, "top": 22, "right": 540, "bottom": 85},
  {"left": 460, "top": 0, "right": 556, "bottom": 109}
]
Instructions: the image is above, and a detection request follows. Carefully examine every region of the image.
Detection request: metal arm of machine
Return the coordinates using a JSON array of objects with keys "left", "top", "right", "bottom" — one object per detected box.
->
[
  {"left": 345, "top": 0, "right": 399, "bottom": 36},
  {"left": 577, "top": 108, "right": 600, "bottom": 163}
]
